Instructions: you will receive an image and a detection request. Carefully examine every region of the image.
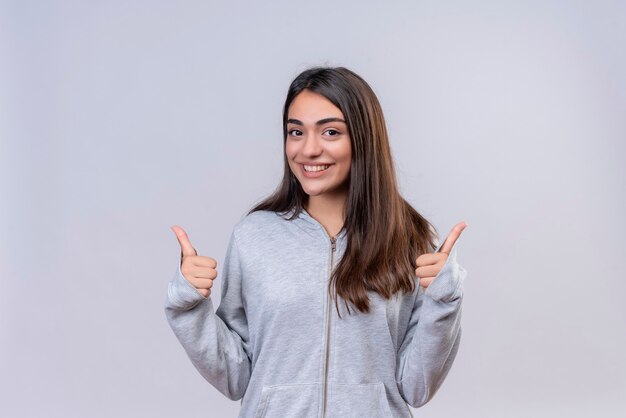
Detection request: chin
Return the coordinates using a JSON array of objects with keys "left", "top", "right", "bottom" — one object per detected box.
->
[{"left": 302, "top": 189, "right": 322, "bottom": 196}]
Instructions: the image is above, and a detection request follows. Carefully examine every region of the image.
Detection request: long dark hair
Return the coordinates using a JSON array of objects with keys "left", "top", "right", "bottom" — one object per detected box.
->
[{"left": 248, "top": 66, "right": 439, "bottom": 317}]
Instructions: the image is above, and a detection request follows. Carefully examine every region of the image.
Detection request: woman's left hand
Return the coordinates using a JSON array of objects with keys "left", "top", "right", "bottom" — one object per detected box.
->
[{"left": 415, "top": 221, "right": 467, "bottom": 289}]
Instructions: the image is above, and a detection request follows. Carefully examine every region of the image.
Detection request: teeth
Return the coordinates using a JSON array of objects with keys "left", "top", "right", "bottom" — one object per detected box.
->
[{"left": 304, "top": 164, "right": 330, "bottom": 172}]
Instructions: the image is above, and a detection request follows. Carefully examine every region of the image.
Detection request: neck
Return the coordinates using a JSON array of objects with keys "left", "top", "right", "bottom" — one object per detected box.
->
[{"left": 304, "top": 190, "right": 347, "bottom": 236}]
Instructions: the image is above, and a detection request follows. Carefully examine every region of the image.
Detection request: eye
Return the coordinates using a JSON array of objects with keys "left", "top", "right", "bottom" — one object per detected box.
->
[
  {"left": 324, "top": 129, "right": 341, "bottom": 137},
  {"left": 287, "top": 129, "right": 302, "bottom": 137}
]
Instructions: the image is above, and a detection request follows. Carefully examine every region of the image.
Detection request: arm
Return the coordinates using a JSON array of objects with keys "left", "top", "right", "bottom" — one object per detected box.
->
[
  {"left": 395, "top": 239, "right": 466, "bottom": 407},
  {"left": 164, "top": 228, "right": 252, "bottom": 400}
]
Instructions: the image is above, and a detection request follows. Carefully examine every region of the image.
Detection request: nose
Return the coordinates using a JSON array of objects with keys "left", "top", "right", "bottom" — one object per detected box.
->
[{"left": 301, "top": 134, "right": 323, "bottom": 157}]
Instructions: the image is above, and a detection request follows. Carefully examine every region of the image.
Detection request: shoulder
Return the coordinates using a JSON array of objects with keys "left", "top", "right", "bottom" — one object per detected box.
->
[{"left": 232, "top": 209, "right": 284, "bottom": 242}]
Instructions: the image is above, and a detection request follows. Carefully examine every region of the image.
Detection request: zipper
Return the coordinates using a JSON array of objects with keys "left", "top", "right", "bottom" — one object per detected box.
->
[
  {"left": 321, "top": 234, "right": 336, "bottom": 418},
  {"left": 319, "top": 232, "right": 414, "bottom": 418}
]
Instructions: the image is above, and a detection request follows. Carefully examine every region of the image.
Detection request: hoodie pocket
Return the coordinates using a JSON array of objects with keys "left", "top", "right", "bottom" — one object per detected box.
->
[
  {"left": 253, "top": 383, "right": 320, "bottom": 418},
  {"left": 329, "top": 381, "right": 394, "bottom": 418}
]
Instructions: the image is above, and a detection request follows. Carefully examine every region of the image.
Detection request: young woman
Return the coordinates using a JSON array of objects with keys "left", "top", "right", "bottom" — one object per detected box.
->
[{"left": 165, "top": 66, "right": 468, "bottom": 418}]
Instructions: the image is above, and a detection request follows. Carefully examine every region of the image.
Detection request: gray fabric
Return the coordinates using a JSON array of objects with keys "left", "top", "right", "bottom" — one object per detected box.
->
[{"left": 164, "top": 208, "right": 466, "bottom": 417}]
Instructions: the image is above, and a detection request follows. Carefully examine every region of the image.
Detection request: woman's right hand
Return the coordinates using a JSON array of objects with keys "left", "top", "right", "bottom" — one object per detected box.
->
[{"left": 171, "top": 225, "right": 218, "bottom": 298}]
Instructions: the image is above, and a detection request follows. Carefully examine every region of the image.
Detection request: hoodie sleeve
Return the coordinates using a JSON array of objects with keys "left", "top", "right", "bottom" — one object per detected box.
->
[
  {"left": 164, "top": 228, "right": 252, "bottom": 401},
  {"left": 395, "top": 238, "right": 466, "bottom": 408}
]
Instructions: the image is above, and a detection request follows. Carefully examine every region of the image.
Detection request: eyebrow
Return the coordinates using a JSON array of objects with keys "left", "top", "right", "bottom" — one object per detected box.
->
[{"left": 286, "top": 117, "right": 346, "bottom": 126}]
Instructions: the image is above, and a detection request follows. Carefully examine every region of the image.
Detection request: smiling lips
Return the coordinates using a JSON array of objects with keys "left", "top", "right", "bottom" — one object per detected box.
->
[
  {"left": 300, "top": 163, "right": 332, "bottom": 177},
  {"left": 303, "top": 164, "right": 330, "bottom": 172}
]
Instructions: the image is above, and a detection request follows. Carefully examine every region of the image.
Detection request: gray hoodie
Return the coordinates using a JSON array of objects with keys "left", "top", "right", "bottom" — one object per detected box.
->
[{"left": 164, "top": 207, "right": 466, "bottom": 418}]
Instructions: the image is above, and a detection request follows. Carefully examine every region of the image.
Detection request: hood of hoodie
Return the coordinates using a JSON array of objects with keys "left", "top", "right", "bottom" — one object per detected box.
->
[{"left": 165, "top": 208, "right": 466, "bottom": 418}]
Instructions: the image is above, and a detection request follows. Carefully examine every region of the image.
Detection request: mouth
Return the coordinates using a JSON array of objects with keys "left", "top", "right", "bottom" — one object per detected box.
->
[
  {"left": 301, "top": 163, "right": 332, "bottom": 173},
  {"left": 299, "top": 163, "right": 333, "bottom": 178}
]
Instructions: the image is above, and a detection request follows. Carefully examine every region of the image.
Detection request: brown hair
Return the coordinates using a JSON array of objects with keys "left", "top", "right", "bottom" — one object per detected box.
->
[{"left": 248, "top": 66, "right": 439, "bottom": 317}]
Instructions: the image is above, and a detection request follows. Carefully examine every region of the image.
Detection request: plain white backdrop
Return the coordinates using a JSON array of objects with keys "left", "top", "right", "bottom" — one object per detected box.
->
[{"left": 1, "top": 0, "right": 625, "bottom": 417}]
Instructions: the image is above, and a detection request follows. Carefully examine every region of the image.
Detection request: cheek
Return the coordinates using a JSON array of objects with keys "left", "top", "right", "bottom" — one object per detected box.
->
[
  {"left": 339, "top": 140, "right": 351, "bottom": 163},
  {"left": 285, "top": 149, "right": 299, "bottom": 173},
  {"left": 285, "top": 142, "right": 298, "bottom": 159},
  {"left": 339, "top": 149, "right": 352, "bottom": 168},
  {"left": 341, "top": 163, "right": 351, "bottom": 178},
  {"left": 335, "top": 154, "right": 351, "bottom": 177}
]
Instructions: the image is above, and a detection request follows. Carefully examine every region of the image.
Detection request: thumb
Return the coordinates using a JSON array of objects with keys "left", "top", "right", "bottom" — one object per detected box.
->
[
  {"left": 438, "top": 221, "right": 468, "bottom": 255},
  {"left": 171, "top": 225, "right": 198, "bottom": 257}
]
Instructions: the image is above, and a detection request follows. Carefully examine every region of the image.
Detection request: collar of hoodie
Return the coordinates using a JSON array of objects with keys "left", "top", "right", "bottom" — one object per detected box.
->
[{"left": 279, "top": 206, "right": 348, "bottom": 242}]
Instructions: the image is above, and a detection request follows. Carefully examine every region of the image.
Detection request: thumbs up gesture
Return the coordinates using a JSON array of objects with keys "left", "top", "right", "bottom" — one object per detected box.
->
[
  {"left": 171, "top": 225, "right": 218, "bottom": 298},
  {"left": 415, "top": 221, "right": 467, "bottom": 289}
]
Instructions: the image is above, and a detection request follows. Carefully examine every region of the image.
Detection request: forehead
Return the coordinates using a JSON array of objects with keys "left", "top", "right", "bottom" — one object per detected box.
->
[{"left": 288, "top": 90, "right": 344, "bottom": 119}]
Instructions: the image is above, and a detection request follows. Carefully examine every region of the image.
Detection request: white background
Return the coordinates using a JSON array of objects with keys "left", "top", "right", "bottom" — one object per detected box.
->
[{"left": 1, "top": 0, "right": 625, "bottom": 416}]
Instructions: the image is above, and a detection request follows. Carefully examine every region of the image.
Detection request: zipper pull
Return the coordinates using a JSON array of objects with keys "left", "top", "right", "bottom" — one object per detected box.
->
[{"left": 331, "top": 236, "right": 336, "bottom": 252}]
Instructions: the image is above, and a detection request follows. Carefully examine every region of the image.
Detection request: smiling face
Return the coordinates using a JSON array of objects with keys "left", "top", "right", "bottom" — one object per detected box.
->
[{"left": 285, "top": 89, "right": 352, "bottom": 200}]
